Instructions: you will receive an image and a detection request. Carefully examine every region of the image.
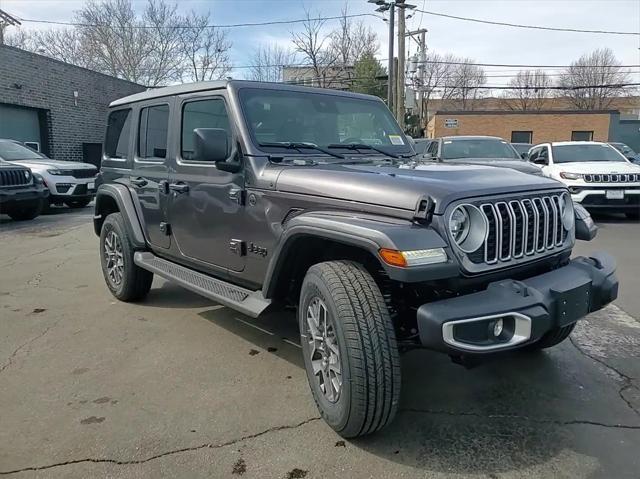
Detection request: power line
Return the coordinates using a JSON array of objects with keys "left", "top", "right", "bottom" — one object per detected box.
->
[
  {"left": 415, "top": 9, "right": 640, "bottom": 36},
  {"left": 16, "top": 12, "right": 380, "bottom": 29}
]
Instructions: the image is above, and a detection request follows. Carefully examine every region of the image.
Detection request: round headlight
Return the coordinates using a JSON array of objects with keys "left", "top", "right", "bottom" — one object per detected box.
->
[
  {"left": 448, "top": 204, "right": 487, "bottom": 253},
  {"left": 559, "top": 193, "right": 575, "bottom": 230}
]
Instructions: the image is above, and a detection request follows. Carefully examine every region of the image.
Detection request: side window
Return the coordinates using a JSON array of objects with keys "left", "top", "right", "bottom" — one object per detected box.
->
[
  {"left": 528, "top": 147, "right": 540, "bottom": 161},
  {"left": 105, "top": 109, "right": 131, "bottom": 159},
  {"left": 427, "top": 141, "right": 438, "bottom": 156},
  {"left": 539, "top": 146, "right": 549, "bottom": 159},
  {"left": 181, "top": 98, "right": 230, "bottom": 161},
  {"left": 138, "top": 104, "right": 169, "bottom": 159}
]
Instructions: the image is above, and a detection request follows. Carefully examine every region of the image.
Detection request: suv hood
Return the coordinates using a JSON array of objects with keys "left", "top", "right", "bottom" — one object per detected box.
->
[
  {"left": 275, "top": 162, "right": 562, "bottom": 215},
  {"left": 9, "top": 159, "right": 96, "bottom": 172},
  {"left": 444, "top": 158, "right": 542, "bottom": 175},
  {"left": 552, "top": 161, "right": 640, "bottom": 174}
]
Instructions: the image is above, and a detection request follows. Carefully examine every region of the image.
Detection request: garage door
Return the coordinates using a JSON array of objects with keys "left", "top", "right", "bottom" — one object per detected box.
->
[{"left": 0, "top": 104, "right": 42, "bottom": 150}]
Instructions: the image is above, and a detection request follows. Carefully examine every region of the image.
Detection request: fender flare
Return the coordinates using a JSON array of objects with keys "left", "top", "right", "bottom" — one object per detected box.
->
[
  {"left": 94, "top": 183, "right": 146, "bottom": 249},
  {"left": 262, "top": 211, "right": 456, "bottom": 298}
]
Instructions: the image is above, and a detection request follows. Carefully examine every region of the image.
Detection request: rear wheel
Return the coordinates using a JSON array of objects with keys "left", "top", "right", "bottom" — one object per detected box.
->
[
  {"left": 299, "top": 260, "right": 401, "bottom": 438},
  {"left": 100, "top": 212, "right": 153, "bottom": 301},
  {"left": 65, "top": 198, "right": 91, "bottom": 208},
  {"left": 528, "top": 323, "right": 576, "bottom": 350},
  {"left": 7, "top": 199, "right": 43, "bottom": 221}
]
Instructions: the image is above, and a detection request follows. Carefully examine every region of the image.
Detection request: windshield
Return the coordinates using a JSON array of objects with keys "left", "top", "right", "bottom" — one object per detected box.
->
[
  {"left": 552, "top": 144, "right": 628, "bottom": 163},
  {"left": 238, "top": 88, "right": 410, "bottom": 156},
  {"left": 511, "top": 143, "right": 531, "bottom": 155},
  {"left": 0, "top": 141, "right": 46, "bottom": 161},
  {"left": 612, "top": 143, "right": 637, "bottom": 156},
  {"left": 441, "top": 138, "right": 520, "bottom": 160}
]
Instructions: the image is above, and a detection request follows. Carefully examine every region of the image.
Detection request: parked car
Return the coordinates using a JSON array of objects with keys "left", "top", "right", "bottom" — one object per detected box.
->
[
  {"left": 0, "top": 158, "right": 49, "bottom": 221},
  {"left": 511, "top": 142, "right": 533, "bottom": 159},
  {"left": 95, "top": 80, "right": 617, "bottom": 438},
  {"left": 411, "top": 138, "right": 436, "bottom": 156},
  {"left": 610, "top": 142, "right": 640, "bottom": 164},
  {"left": 528, "top": 141, "right": 640, "bottom": 219},
  {"left": 0, "top": 139, "right": 98, "bottom": 209},
  {"left": 423, "top": 136, "right": 543, "bottom": 175}
]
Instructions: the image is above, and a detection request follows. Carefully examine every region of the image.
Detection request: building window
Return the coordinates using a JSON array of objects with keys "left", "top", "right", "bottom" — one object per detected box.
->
[
  {"left": 105, "top": 109, "right": 131, "bottom": 159},
  {"left": 571, "top": 131, "right": 593, "bottom": 141},
  {"left": 511, "top": 131, "right": 532, "bottom": 143},
  {"left": 138, "top": 104, "right": 169, "bottom": 159}
]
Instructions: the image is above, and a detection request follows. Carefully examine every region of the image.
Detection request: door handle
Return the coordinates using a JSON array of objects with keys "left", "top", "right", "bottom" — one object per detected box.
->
[
  {"left": 169, "top": 182, "right": 189, "bottom": 194},
  {"left": 130, "top": 177, "right": 148, "bottom": 187}
]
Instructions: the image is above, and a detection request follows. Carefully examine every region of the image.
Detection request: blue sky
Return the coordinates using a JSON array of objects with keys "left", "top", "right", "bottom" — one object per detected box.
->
[{"left": 2, "top": 0, "right": 639, "bottom": 84}]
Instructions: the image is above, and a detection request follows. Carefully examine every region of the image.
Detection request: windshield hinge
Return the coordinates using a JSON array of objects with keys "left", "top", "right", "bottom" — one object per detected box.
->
[{"left": 414, "top": 196, "right": 435, "bottom": 223}]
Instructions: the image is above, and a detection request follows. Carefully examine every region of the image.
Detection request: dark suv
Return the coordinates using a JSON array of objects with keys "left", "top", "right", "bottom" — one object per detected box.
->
[
  {"left": 94, "top": 81, "right": 618, "bottom": 438},
  {"left": 0, "top": 158, "right": 48, "bottom": 220}
]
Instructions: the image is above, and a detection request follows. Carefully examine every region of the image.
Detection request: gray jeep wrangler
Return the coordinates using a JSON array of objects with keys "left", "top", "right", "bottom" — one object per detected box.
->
[{"left": 94, "top": 81, "right": 618, "bottom": 438}]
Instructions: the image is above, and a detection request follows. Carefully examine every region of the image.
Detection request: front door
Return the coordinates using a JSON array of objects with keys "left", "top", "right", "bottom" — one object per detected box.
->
[
  {"left": 130, "top": 102, "right": 171, "bottom": 249},
  {"left": 167, "top": 94, "right": 245, "bottom": 272}
]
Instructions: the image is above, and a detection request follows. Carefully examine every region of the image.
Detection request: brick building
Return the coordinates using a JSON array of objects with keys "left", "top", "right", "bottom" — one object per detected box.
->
[
  {"left": 427, "top": 110, "right": 640, "bottom": 150},
  {"left": 0, "top": 45, "right": 146, "bottom": 164}
]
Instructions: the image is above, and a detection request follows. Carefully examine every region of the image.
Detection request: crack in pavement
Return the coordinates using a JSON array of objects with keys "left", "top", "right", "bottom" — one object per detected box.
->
[
  {"left": 400, "top": 408, "right": 640, "bottom": 430},
  {"left": 0, "top": 323, "right": 57, "bottom": 374},
  {"left": 0, "top": 417, "right": 321, "bottom": 475},
  {"left": 569, "top": 336, "right": 640, "bottom": 417}
]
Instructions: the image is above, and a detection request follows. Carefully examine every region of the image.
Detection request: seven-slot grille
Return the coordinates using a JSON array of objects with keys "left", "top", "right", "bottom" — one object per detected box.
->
[
  {"left": 0, "top": 168, "right": 30, "bottom": 187},
  {"left": 583, "top": 173, "right": 639, "bottom": 183},
  {"left": 466, "top": 194, "right": 567, "bottom": 266}
]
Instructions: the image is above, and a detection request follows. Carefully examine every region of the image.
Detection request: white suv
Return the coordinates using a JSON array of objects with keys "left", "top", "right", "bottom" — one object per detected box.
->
[
  {"left": 0, "top": 139, "right": 97, "bottom": 209},
  {"left": 528, "top": 141, "right": 640, "bottom": 220}
]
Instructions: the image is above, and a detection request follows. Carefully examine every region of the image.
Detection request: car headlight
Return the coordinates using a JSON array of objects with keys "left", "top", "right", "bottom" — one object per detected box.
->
[
  {"left": 448, "top": 204, "right": 487, "bottom": 253},
  {"left": 560, "top": 172, "right": 583, "bottom": 180},
  {"left": 559, "top": 192, "right": 575, "bottom": 230},
  {"left": 47, "top": 169, "right": 73, "bottom": 176}
]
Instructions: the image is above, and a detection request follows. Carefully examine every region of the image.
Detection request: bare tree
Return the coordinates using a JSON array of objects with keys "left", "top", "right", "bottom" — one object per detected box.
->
[
  {"left": 3, "top": 28, "right": 34, "bottom": 50},
  {"left": 501, "top": 70, "right": 552, "bottom": 111},
  {"left": 416, "top": 52, "right": 455, "bottom": 114},
  {"left": 440, "top": 57, "right": 487, "bottom": 110},
  {"left": 290, "top": 10, "right": 336, "bottom": 87},
  {"left": 247, "top": 43, "right": 293, "bottom": 82},
  {"left": 329, "top": 5, "right": 378, "bottom": 68},
  {"left": 179, "top": 11, "right": 232, "bottom": 82},
  {"left": 557, "top": 48, "right": 631, "bottom": 109},
  {"left": 28, "top": 29, "right": 95, "bottom": 69}
]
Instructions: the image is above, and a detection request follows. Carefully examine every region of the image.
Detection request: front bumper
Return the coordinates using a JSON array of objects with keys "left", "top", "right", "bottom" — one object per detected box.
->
[
  {"left": 417, "top": 252, "right": 618, "bottom": 354},
  {"left": 0, "top": 184, "right": 49, "bottom": 207},
  {"left": 570, "top": 187, "right": 640, "bottom": 209}
]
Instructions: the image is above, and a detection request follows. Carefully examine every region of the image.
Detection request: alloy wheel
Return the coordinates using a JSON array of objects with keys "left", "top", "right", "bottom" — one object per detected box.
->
[{"left": 104, "top": 230, "right": 124, "bottom": 286}]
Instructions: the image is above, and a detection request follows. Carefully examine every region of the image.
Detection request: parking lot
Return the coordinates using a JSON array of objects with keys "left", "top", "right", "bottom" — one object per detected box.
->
[{"left": 1, "top": 207, "right": 639, "bottom": 478}]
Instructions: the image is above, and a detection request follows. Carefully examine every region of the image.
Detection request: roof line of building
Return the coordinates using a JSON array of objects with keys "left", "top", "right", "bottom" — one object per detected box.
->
[
  {"left": 0, "top": 45, "right": 147, "bottom": 89},
  {"left": 434, "top": 109, "right": 621, "bottom": 115}
]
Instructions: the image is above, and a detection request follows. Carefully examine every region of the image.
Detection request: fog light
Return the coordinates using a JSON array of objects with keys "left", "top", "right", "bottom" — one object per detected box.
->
[{"left": 492, "top": 318, "right": 504, "bottom": 337}]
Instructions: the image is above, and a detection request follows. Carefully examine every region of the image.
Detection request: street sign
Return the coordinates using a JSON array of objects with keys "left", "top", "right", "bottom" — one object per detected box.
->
[{"left": 444, "top": 119, "right": 459, "bottom": 128}]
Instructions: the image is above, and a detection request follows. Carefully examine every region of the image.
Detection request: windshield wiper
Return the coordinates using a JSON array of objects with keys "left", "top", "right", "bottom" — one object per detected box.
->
[
  {"left": 327, "top": 143, "right": 400, "bottom": 160},
  {"left": 258, "top": 141, "right": 344, "bottom": 159}
]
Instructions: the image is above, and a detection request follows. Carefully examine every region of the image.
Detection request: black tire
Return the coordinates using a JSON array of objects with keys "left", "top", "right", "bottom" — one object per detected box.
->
[
  {"left": 65, "top": 198, "right": 92, "bottom": 209},
  {"left": 99, "top": 212, "right": 153, "bottom": 301},
  {"left": 528, "top": 322, "right": 576, "bottom": 350},
  {"left": 625, "top": 210, "right": 639, "bottom": 221},
  {"left": 298, "top": 260, "right": 401, "bottom": 438},
  {"left": 7, "top": 199, "right": 43, "bottom": 221}
]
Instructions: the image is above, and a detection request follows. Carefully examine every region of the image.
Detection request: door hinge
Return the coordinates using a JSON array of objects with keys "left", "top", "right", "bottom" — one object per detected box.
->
[
  {"left": 229, "top": 188, "right": 245, "bottom": 205},
  {"left": 159, "top": 222, "right": 171, "bottom": 235},
  {"left": 229, "top": 239, "right": 246, "bottom": 256}
]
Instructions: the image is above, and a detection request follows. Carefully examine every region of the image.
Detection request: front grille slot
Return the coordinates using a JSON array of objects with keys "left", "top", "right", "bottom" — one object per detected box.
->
[
  {"left": 71, "top": 169, "right": 97, "bottom": 179},
  {"left": 470, "top": 193, "right": 569, "bottom": 268}
]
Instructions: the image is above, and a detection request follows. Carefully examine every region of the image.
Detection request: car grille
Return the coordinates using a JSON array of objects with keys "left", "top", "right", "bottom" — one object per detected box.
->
[
  {"left": 0, "top": 168, "right": 31, "bottom": 187},
  {"left": 71, "top": 169, "right": 97, "bottom": 179},
  {"left": 583, "top": 173, "right": 640, "bottom": 183},
  {"left": 457, "top": 192, "right": 572, "bottom": 272}
]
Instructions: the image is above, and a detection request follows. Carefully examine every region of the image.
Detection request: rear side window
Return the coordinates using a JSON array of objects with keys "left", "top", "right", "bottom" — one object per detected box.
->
[
  {"left": 181, "top": 98, "right": 230, "bottom": 160},
  {"left": 138, "top": 104, "right": 169, "bottom": 159},
  {"left": 105, "top": 109, "right": 131, "bottom": 159}
]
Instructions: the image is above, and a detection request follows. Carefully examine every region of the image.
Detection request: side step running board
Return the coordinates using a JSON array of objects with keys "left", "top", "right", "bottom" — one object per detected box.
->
[{"left": 134, "top": 252, "right": 271, "bottom": 318}]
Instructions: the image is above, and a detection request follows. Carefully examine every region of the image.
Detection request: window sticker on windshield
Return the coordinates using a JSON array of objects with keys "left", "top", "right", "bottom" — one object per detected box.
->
[{"left": 389, "top": 135, "right": 404, "bottom": 145}]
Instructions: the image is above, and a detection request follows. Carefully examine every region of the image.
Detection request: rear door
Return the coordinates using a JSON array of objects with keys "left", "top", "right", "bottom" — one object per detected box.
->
[
  {"left": 167, "top": 93, "right": 246, "bottom": 272},
  {"left": 130, "top": 101, "right": 172, "bottom": 249}
]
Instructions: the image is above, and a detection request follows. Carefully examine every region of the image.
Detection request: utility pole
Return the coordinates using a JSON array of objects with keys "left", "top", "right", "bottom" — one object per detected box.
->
[
  {"left": 0, "top": 9, "right": 21, "bottom": 45},
  {"left": 368, "top": 0, "right": 396, "bottom": 113},
  {"left": 396, "top": 3, "right": 405, "bottom": 129},
  {"left": 407, "top": 28, "right": 427, "bottom": 136}
]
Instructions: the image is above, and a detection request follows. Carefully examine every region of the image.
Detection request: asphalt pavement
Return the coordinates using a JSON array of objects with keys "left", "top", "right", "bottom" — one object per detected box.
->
[{"left": 0, "top": 207, "right": 639, "bottom": 478}]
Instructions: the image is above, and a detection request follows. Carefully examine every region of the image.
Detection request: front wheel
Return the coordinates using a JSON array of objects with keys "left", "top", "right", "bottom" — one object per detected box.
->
[
  {"left": 65, "top": 198, "right": 92, "bottom": 208},
  {"left": 299, "top": 261, "right": 401, "bottom": 438},
  {"left": 99, "top": 212, "right": 153, "bottom": 301},
  {"left": 7, "top": 199, "right": 43, "bottom": 221}
]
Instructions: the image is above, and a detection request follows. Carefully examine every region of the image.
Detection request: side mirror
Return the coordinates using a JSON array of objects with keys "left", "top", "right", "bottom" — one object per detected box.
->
[
  {"left": 193, "top": 128, "right": 242, "bottom": 173},
  {"left": 574, "top": 203, "right": 597, "bottom": 241}
]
